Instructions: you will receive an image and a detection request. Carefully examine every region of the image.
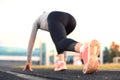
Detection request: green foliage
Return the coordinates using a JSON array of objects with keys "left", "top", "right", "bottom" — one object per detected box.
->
[
  {"left": 103, "top": 41, "right": 120, "bottom": 63},
  {"left": 103, "top": 47, "right": 109, "bottom": 63}
]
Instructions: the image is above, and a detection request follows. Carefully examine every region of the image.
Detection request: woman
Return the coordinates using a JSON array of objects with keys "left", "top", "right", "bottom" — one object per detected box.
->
[{"left": 23, "top": 11, "right": 100, "bottom": 74}]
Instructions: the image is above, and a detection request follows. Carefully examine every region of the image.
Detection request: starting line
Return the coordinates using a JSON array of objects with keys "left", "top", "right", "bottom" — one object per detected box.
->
[{"left": 5, "top": 71, "right": 51, "bottom": 80}]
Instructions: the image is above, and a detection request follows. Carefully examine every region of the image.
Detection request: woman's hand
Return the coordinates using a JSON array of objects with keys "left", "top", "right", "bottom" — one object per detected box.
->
[{"left": 23, "top": 62, "right": 33, "bottom": 71}]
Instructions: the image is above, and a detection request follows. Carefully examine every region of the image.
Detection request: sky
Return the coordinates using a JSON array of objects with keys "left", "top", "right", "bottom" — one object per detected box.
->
[{"left": 0, "top": 0, "right": 120, "bottom": 50}]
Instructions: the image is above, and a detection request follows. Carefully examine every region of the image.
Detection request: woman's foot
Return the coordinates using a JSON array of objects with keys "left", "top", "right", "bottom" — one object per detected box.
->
[
  {"left": 54, "top": 60, "right": 67, "bottom": 71},
  {"left": 80, "top": 40, "right": 100, "bottom": 74}
]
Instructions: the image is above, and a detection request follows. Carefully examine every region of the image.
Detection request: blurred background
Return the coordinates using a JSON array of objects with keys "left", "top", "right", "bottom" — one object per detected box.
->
[{"left": 0, "top": 0, "right": 120, "bottom": 66}]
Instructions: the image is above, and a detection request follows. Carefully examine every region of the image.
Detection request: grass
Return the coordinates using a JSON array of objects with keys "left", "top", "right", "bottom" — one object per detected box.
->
[
  {"left": 99, "top": 63, "right": 120, "bottom": 70},
  {"left": 15, "top": 63, "right": 120, "bottom": 70}
]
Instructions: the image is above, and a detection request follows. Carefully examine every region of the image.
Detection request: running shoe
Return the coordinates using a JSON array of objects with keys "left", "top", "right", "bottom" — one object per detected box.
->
[
  {"left": 54, "top": 60, "right": 67, "bottom": 71},
  {"left": 80, "top": 40, "right": 100, "bottom": 74}
]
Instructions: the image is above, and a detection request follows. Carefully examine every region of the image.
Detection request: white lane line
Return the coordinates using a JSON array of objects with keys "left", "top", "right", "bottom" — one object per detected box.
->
[{"left": 6, "top": 71, "right": 51, "bottom": 80}]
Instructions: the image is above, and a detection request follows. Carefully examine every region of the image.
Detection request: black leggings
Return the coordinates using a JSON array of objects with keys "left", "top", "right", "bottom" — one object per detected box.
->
[{"left": 47, "top": 11, "right": 78, "bottom": 54}]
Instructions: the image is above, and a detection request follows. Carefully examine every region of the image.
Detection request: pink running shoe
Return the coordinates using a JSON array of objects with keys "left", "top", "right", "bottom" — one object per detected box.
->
[
  {"left": 80, "top": 40, "right": 100, "bottom": 74},
  {"left": 54, "top": 60, "right": 67, "bottom": 71}
]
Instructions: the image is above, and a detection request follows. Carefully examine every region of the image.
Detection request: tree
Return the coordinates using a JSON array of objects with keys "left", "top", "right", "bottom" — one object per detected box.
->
[
  {"left": 103, "top": 41, "right": 120, "bottom": 63},
  {"left": 108, "top": 41, "right": 120, "bottom": 63},
  {"left": 103, "top": 47, "right": 109, "bottom": 63}
]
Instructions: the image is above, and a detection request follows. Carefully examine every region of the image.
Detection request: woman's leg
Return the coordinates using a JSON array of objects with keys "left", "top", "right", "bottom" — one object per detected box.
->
[{"left": 47, "top": 11, "right": 82, "bottom": 71}]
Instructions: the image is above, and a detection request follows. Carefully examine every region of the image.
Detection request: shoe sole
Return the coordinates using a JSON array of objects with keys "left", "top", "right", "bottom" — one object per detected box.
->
[{"left": 83, "top": 39, "right": 100, "bottom": 74}]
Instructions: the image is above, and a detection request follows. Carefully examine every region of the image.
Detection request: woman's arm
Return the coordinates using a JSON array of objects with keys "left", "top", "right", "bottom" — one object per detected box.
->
[
  {"left": 23, "top": 25, "right": 38, "bottom": 71},
  {"left": 27, "top": 26, "right": 38, "bottom": 62}
]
